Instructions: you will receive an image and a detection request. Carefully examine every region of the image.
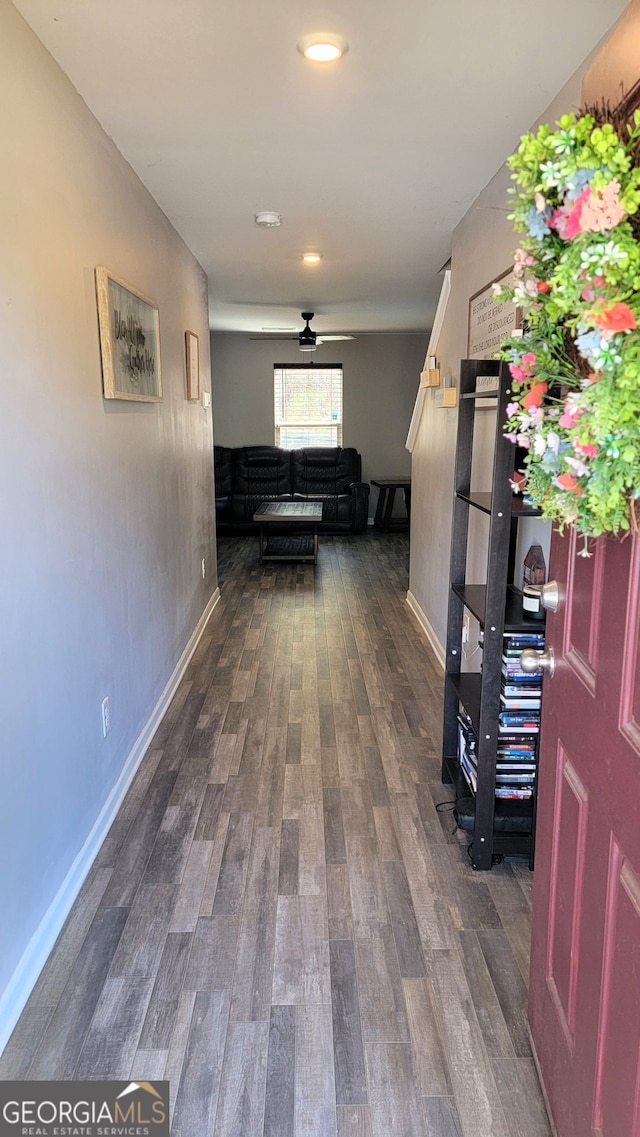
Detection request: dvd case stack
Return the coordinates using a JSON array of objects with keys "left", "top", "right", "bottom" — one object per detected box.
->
[
  {"left": 455, "top": 631, "right": 544, "bottom": 803},
  {"left": 457, "top": 708, "right": 477, "bottom": 795},
  {"left": 497, "top": 632, "right": 544, "bottom": 799}
]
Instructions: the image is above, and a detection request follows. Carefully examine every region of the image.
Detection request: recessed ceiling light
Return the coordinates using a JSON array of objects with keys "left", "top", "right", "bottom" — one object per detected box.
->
[
  {"left": 254, "top": 212, "right": 282, "bottom": 227},
  {"left": 297, "top": 34, "right": 348, "bottom": 63},
  {"left": 302, "top": 253, "right": 323, "bottom": 265}
]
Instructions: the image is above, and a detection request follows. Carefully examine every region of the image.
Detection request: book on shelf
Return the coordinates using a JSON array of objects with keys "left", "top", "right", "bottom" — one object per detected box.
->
[
  {"left": 502, "top": 682, "right": 542, "bottom": 696},
  {"left": 459, "top": 751, "right": 478, "bottom": 793},
  {"left": 500, "top": 694, "right": 541, "bottom": 710},
  {"left": 503, "top": 629, "right": 545, "bottom": 638},
  {"left": 502, "top": 658, "right": 543, "bottom": 673},
  {"left": 495, "top": 772, "right": 536, "bottom": 784},
  {"left": 503, "top": 632, "right": 545, "bottom": 645},
  {"left": 497, "top": 734, "right": 538, "bottom": 746},
  {"left": 500, "top": 710, "right": 540, "bottom": 724},
  {"left": 496, "top": 762, "right": 537, "bottom": 772},
  {"left": 498, "top": 749, "right": 536, "bottom": 758},
  {"left": 498, "top": 724, "right": 540, "bottom": 734},
  {"left": 495, "top": 786, "right": 534, "bottom": 800},
  {"left": 498, "top": 753, "right": 537, "bottom": 760}
]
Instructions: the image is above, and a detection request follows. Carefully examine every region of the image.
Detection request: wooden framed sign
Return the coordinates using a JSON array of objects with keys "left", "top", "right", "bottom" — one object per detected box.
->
[{"left": 468, "top": 269, "right": 521, "bottom": 359}]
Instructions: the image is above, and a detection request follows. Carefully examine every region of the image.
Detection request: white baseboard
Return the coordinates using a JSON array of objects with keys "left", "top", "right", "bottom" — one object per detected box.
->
[
  {"left": 405, "top": 590, "right": 445, "bottom": 671},
  {"left": 0, "top": 587, "right": 221, "bottom": 1053}
]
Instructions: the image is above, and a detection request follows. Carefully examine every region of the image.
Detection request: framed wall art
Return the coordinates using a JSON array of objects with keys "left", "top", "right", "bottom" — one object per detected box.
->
[
  {"left": 95, "top": 266, "right": 162, "bottom": 401},
  {"left": 468, "top": 269, "right": 522, "bottom": 360},
  {"left": 185, "top": 330, "right": 199, "bottom": 401}
]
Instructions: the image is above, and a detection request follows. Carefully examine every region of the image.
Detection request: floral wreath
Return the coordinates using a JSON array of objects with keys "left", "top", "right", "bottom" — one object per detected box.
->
[{"left": 494, "top": 104, "right": 640, "bottom": 551}]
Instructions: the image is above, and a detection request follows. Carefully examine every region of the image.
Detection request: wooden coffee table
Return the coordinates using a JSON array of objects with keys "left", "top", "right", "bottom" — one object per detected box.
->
[{"left": 253, "top": 501, "right": 323, "bottom": 564}]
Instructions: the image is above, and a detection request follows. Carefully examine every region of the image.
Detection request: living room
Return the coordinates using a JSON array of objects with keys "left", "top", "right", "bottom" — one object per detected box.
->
[{"left": 1, "top": 2, "right": 639, "bottom": 1135}]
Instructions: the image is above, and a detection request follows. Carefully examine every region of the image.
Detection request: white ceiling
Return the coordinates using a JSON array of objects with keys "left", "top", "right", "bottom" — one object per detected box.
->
[{"left": 13, "top": 0, "right": 628, "bottom": 340}]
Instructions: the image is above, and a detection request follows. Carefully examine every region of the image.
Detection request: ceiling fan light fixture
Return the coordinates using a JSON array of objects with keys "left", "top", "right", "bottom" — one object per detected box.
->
[
  {"left": 302, "top": 252, "right": 322, "bottom": 265},
  {"left": 254, "top": 211, "right": 282, "bottom": 228},
  {"left": 298, "top": 311, "right": 317, "bottom": 351},
  {"left": 297, "top": 34, "right": 348, "bottom": 63}
]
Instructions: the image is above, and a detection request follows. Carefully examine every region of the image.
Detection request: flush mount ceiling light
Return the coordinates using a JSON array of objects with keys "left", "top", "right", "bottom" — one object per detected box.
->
[
  {"left": 254, "top": 211, "right": 282, "bottom": 227},
  {"left": 297, "top": 33, "right": 348, "bottom": 63},
  {"left": 302, "top": 253, "right": 323, "bottom": 265}
]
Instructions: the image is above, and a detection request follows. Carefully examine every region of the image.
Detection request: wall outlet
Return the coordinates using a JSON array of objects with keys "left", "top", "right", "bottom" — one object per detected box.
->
[
  {"left": 201, "top": 557, "right": 206, "bottom": 580},
  {"left": 462, "top": 614, "right": 470, "bottom": 644},
  {"left": 101, "top": 695, "right": 111, "bottom": 738}
]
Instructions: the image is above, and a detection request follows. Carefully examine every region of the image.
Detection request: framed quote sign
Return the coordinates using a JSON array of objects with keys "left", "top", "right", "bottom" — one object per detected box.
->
[
  {"left": 468, "top": 270, "right": 522, "bottom": 359},
  {"left": 95, "top": 266, "right": 162, "bottom": 401}
]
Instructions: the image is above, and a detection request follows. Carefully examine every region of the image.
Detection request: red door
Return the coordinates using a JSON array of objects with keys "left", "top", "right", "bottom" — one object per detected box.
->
[{"left": 529, "top": 527, "right": 640, "bottom": 1137}]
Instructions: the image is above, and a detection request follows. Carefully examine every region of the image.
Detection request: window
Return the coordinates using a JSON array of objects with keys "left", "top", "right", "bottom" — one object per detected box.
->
[{"left": 274, "top": 364, "right": 343, "bottom": 448}]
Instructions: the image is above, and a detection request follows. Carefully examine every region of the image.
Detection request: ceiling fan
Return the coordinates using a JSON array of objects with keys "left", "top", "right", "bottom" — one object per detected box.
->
[{"left": 250, "top": 312, "right": 354, "bottom": 351}]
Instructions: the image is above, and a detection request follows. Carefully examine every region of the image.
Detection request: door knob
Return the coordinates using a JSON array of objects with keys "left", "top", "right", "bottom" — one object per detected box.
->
[
  {"left": 540, "top": 580, "right": 559, "bottom": 612},
  {"left": 519, "top": 646, "right": 555, "bottom": 677}
]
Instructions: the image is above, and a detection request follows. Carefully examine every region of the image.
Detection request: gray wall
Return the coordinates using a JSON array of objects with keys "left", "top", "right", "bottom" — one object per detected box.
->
[
  {"left": 211, "top": 332, "right": 427, "bottom": 514},
  {"left": 0, "top": 0, "right": 216, "bottom": 1035},
  {"left": 407, "top": 67, "right": 599, "bottom": 659}
]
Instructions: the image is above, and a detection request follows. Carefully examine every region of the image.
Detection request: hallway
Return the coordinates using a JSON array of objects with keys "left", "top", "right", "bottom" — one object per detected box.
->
[{"left": 0, "top": 533, "right": 550, "bottom": 1137}]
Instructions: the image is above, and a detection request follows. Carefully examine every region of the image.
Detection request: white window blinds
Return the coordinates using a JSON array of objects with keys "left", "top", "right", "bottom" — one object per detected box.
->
[{"left": 274, "top": 365, "right": 343, "bottom": 448}]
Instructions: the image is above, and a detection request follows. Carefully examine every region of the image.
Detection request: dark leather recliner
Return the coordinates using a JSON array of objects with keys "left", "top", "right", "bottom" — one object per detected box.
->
[{"left": 214, "top": 445, "right": 370, "bottom": 533}]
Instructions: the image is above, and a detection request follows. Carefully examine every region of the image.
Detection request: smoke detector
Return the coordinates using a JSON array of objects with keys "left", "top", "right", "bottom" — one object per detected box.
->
[{"left": 254, "top": 212, "right": 282, "bottom": 228}]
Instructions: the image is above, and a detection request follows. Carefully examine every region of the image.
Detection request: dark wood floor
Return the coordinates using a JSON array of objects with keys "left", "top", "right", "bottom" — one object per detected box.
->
[{"left": 0, "top": 533, "right": 550, "bottom": 1137}]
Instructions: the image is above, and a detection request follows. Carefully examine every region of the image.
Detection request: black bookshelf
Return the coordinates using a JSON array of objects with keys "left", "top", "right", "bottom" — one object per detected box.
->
[{"left": 441, "top": 358, "right": 545, "bottom": 870}]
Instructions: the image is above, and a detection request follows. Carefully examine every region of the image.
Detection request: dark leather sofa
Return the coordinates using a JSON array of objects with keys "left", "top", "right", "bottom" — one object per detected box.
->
[{"left": 214, "top": 445, "right": 370, "bottom": 533}]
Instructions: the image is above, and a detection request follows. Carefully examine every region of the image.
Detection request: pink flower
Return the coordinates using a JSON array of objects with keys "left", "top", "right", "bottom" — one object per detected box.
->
[
  {"left": 506, "top": 402, "right": 519, "bottom": 417},
  {"left": 581, "top": 275, "right": 606, "bottom": 302},
  {"left": 504, "top": 433, "right": 518, "bottom": 444},
  {"left": 513, "top": 248, "right": 535, "bottom": 279},
  {"left": 580, "top": 179, "right": 626, "bottom": 232},
  {"left": 549, "top": 186, "right": 591, "bottom": 239},
  {"left": 521, "top": 352, "right": 537, "bottom": 366},
  {"left": 574, "top": 441, "right": 598, "bottom": 459},
  {"left": 509, "top": 364, "right": 525, "bottom": 382},
  {"left": 516, "top": 434, "right": 531, "bottom": 449},
  {"left": 534, "top": 192, "right": 547, "bottom": 213},
  {"left": 559, "top": 401, "right": 584, "bottom": 429}
]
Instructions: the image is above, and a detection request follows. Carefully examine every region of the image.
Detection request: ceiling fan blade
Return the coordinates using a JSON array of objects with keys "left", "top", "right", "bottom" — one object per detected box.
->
[
  {"left": 316, "top": 335, "right": 355, "bottom": 342},
  {"left": 249, "top": 334, "right": 298, "bottom": 340}
]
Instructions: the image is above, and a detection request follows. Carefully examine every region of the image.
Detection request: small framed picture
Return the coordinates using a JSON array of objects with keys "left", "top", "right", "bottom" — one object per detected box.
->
[{"left": 185, "top": 331, "right": 199, "bottom": 401}]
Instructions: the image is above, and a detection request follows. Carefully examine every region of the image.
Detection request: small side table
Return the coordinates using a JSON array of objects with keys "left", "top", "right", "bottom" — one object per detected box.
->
[{"left": 371, "top": 478, "right": 411, "bottom": 532}]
